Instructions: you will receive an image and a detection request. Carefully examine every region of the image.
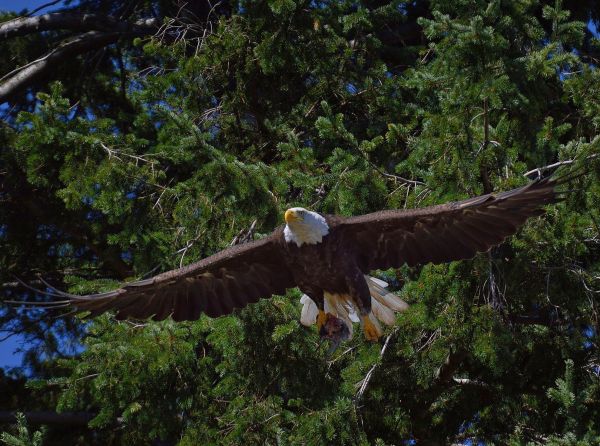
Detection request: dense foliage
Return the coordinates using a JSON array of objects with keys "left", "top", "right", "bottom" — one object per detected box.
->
[{"left": 1, "top": 0, "right": 600, "bottom": 444}]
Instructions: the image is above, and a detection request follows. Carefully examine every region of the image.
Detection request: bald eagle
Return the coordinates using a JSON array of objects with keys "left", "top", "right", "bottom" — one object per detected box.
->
[{"left": 28, "top": 174, "right": 571, "bottom": 342}]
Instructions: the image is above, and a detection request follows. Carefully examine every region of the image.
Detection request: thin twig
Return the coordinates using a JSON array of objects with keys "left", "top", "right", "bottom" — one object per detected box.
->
[
  {"left": 355, "top": 329, "right": 397, "bottom": 402},
  {"left": 524, "top": 153, "right": 599, "bottom": 179},
  {"left": 25, "top": 0, "right": 63, "bottom": 17}
]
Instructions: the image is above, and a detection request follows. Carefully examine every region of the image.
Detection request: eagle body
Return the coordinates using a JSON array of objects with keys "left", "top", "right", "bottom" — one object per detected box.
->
[
  {"left": 281, "top": 214, "right": 372, "bottom": 315},
  {"left": 31, "top": 173, "right": 575, "bottom": 341}
]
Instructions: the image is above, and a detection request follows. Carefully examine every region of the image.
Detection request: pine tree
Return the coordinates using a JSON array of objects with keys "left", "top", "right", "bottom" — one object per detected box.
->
[{"left": 1, "top": 0, "right": 600, "bottom": 444}]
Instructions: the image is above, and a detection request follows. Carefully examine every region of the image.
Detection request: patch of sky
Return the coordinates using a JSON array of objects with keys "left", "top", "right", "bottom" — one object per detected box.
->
[
  {"left": 397, "top": 2, "right": 408, "bottom": 14},
  {"left": 208, "top": 123, "right": 221, "bottom": 139},
  {"left": 461, "top": 440, "right": 485, "bottom": 446},
  {"left": 85, "top": 210, "right": 103, "bottom": 221},
  {"left": 589, "top": 20, "right": 599, "bottom": 38},
  {"left": 121, "top": 251, "right": 133, "bottom": 262},
  {"left": 48, "top": 242, "right": 74, "bottom": 257},
  {"left": 346, "top": 82, "right": 358, "bottom": 95},
  {"left": 36, "top": 224, "right": 60, "bottom": 240},
  {"left": 128, "top": 78, "right": 145, "bottom": 95},
  {"left": 308, "top": 0, "right": 326, "bottom": 10},
  {"left": 0, "top": 224, "right": 7, "bottom": 239},
  {"left": 74, "top": 246, "right": 88, "bottom": 259},
  {"left": 1, "top": 298, "right": 86, "bottom": 374},
  {"left": 459, "top": 420, "right": 472, "bottom": 434},
  {"left": 126, "top": 191, "right": 137, "bottom": 200},
  {"left": 82, "top": 107, "right": 97, "bottom": 122},
  {"left": 0, "top": 0, "right": 77, "bottom": 15},
  {"left": 583, "top": 325, "right": 595, "bottom": 350},
  {"left": 237, "top": 1, "right": 246, "bottom": 14},
  {"left": 583, "top": 326, "right": 595, "bottom": 338},
  {"left": 111, "top": 55, "right": 137, "bottom": 73},
  {"left": 0, "top": 333, "right": 26, "bottom": 371},
  {"left": 304, "top": 75, "right": 318, "bottom": 88},
  {"left": 0, "top": 102, "right": 11, "bottom": 117}
]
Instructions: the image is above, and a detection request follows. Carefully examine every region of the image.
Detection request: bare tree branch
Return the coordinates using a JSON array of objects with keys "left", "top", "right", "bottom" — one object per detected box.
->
[
  {"left": 0, "top": 12, "right": 160, "bottom": 103},
  {"left": 0, "top": 13, "right": 157, "bottom": 40},
  {"left": 452, "top": 377, "right": 491, "bottom": 388},
  {"left": 354, "top": 329, "right": 397, "bottom": 403},
  {"left": 0, "top": 30, "right": 139, "bottom": 102},
  {"left": 523, "top": 153, "right": 599, "bottom": 179}
]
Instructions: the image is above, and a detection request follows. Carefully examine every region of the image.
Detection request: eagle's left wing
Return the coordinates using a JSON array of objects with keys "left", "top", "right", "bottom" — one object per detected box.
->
[
  {"left": 337, "top": 174, "right": 569, "bottom": 272},
  {"left": 30, "top": 232, "right": 295, "bottom": 322}
]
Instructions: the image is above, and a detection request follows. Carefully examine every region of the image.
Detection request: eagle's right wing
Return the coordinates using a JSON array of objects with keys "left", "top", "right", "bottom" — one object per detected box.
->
[{"left": 337, "top": 174, "right": 572, "bottom": 272}]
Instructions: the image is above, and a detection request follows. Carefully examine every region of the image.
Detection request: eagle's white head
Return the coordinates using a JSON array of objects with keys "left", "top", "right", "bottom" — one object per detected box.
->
[{"left": 284, "top": 207, "right": 329, "bottom": 247}]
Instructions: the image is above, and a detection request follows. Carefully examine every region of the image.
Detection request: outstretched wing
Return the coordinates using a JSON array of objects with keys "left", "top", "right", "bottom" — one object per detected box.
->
[
  {"left": 49, "top": 233, "right": 294, "bottom": 321},
  {"left": 338, "top": 174, "right": 570, "bottom": 272}
]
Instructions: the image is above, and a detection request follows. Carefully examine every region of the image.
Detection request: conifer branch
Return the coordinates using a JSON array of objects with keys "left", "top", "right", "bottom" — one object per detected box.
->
[{"left": 354, "top": 329, "right": 397, "bottom": 403}]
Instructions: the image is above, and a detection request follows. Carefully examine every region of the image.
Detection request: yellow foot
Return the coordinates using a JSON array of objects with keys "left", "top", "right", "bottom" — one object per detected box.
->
[
  {"left": 316, "top": 310, "right": 327, "bottom": 331},
  {"left": 362, "top": 315, "right": 381, "bottom": 342}
]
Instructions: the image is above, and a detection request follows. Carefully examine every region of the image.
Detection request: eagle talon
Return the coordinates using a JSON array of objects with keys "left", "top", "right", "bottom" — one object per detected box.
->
[
  {"left": 317, "top": 313, "right": 351, "bottom": 354},
  {"left": 362, "top": 315, "right": 381, "bottom": 342},
  {"left": 316, "top": 310, "right": 328, "bottom": 331}
]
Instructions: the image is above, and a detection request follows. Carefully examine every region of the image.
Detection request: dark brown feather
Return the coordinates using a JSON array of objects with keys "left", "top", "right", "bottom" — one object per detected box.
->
[
  {"left": 61, "top": 230, "right": 294, "bottom": 321},
  {"left": 29, "top": 173, "right": 575, "bottom": 324},
  {"left": 338, "top": 175, "right": 566, "bottom": 272}
]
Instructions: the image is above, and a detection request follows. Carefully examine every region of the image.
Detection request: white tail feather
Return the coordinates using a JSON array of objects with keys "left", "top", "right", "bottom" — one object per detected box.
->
[
  {"left": 368, "top": 277, "right": 389, "bottom": 288},
  {"left": 368, "top": 278, "right": 409, "bottom": 313},
  {"left": 300, "top": 294, "right": 319, "bottom": 327},
  {"left": 370, "top": 297, "right": 396, "bottom": 326}
]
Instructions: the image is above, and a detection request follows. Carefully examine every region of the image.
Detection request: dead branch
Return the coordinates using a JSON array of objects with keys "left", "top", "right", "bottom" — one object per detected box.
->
[
  {"left": 0, "top": 31, "right": 131, "bottom": 102},
  {"left": 229, "top": 220, "right": 257, "bottom": 246},
  {"left": 0, "top": 12, "right": 159, "bottom": 102},
  {"left": 524, "top": 153, "right": 599, "bottom": 179},
  {"left": 100, "top": 142, "right": 158, "bottom": 168},
  {"left": 452, "top": 377, "right": 491, "bottom": 388},
  {"left": 355, "top": 329, "right": 397, "bottom": 403},
  {"left": 0, "top": 13, "right": 157, "bottom": 40}
]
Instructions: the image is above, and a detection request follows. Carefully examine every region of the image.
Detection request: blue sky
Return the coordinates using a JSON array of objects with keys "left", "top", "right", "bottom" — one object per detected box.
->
[
  {"left": 0, "top": 1, "right": 70, "bottom": 14},
  {"left": 0, "top": 333, "right": 25, "bottom": 369},
  {"left": 0, "top": 1, "right": 36, "bottom": 372},
  {"left": 0, "top": 0, "right": 75, "bottom": 370}
]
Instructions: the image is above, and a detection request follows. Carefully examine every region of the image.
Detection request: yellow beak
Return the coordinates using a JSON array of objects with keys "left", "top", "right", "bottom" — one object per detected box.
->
[{"left": 285, "top": 209, "right": 301, "bottom": 223}]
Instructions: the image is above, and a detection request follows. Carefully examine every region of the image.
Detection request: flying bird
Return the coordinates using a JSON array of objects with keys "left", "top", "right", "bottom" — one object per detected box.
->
[{"left": 22, "top": 173, "right": 573, "bottom": 342}]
